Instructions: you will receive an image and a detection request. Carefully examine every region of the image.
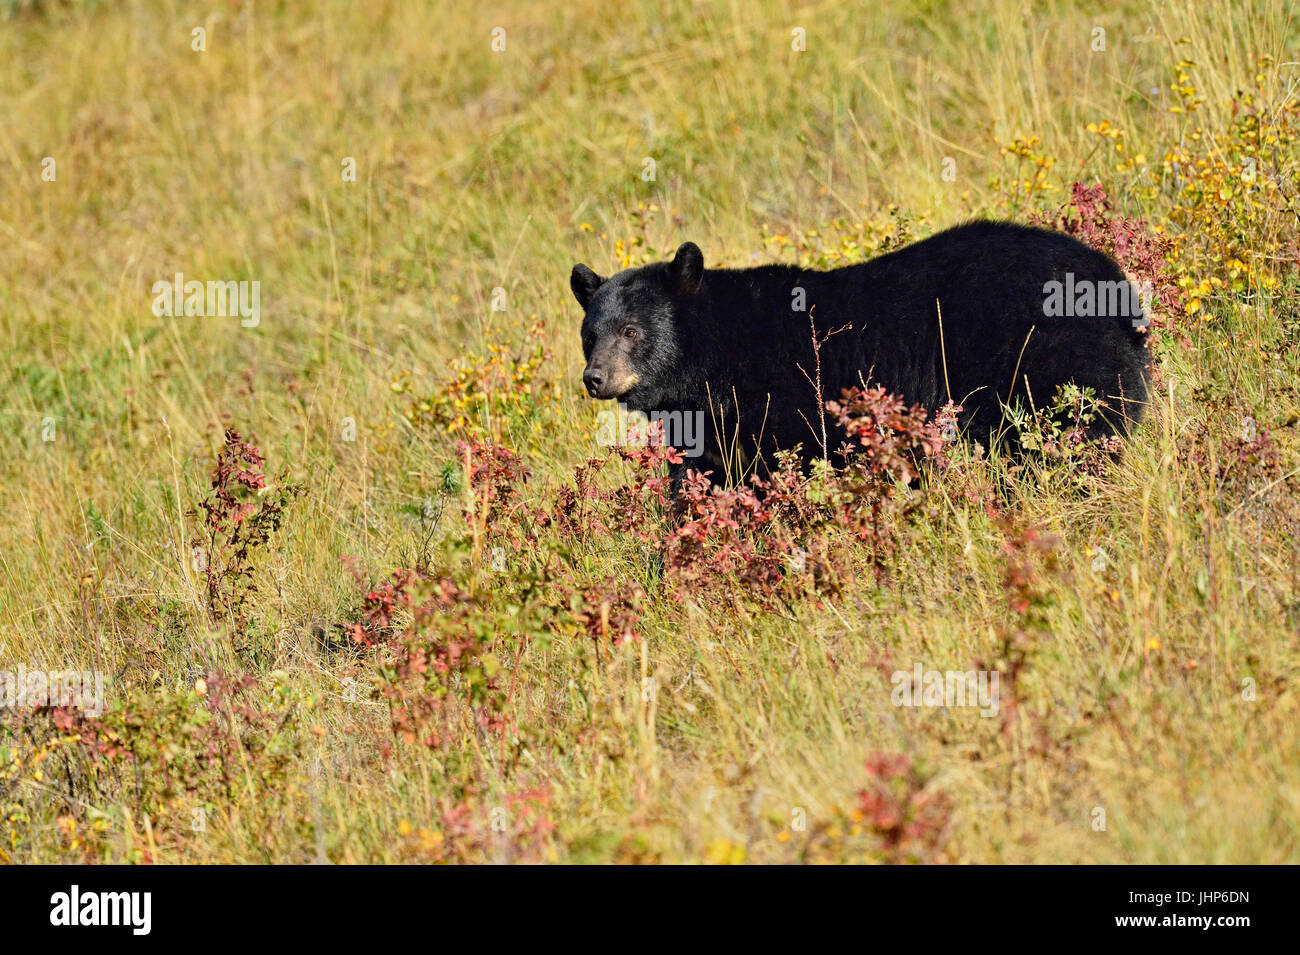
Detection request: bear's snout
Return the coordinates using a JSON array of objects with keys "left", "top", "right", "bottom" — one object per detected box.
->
[
  {"left": 582, "top": 361, "right": 638, "bottom": 400},
  {"left": 583, "top": 366, "right": 607, "bottom": 397}
]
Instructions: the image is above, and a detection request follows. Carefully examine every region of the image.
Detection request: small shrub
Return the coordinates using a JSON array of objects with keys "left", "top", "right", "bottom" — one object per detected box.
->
[{"left": 192, "top": 428, "right": 299, "bottom": 649}]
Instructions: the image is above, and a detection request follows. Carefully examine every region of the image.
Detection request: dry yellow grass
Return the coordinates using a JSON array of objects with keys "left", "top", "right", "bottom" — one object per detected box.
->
[{"left": 1, "top": 0, "right": 1298, "bottom": 863}]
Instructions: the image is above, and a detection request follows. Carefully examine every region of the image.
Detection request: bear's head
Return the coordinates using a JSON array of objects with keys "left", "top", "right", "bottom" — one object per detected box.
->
[{"left": 570, "top": 241, "right": 704, "bottom": 411}]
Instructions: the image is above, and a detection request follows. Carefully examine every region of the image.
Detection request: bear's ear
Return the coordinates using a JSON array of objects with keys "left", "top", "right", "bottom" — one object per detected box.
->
[
  {"left": 667, "top": 241, "right": 704, "bottom": 296},
  {"left": 570, "top": 264, "right": 605, "bottom": 311}
]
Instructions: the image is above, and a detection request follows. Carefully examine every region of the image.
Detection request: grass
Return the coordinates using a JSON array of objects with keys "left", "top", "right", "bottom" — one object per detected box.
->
[{"left": 1, "top": 0, "right": 1298, "bottom": 863}]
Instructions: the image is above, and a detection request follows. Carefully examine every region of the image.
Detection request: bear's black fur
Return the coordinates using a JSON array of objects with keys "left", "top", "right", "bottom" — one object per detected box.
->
[{"left": 571, "top": 221, "right": 1151, "bottom": 487}]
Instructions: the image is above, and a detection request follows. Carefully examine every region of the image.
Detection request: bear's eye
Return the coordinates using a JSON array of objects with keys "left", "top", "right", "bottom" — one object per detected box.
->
[{"left": 622, "top": 326, "right": 638, "bottom": 341}]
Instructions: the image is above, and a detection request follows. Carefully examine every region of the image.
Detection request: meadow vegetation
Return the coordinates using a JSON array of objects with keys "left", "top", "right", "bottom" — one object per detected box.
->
[{"left": 1, "top": 0, "right": 1298, "bottom": 863}]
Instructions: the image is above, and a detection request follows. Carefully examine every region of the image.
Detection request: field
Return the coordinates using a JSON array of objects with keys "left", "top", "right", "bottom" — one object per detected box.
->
[{"left": 2, "top": 0, "right": 1299, "bottom": 864}]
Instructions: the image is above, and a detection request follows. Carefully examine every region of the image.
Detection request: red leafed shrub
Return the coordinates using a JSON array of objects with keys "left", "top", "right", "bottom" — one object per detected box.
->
[
  {"left": 850, "top": 752, "right": 953, "bottom": 863},
  {"left": 6, "top": 675, "right": 302, "bottom": 833},
  {"left": 193, "top": 428, "right": 298, "bottom": 644},
  {"left": 662, "top": 469, "right": 793, "bottom": 601},
  {"left": 1031, "top": 182, "right": 1183, "bottom": 339},
  {"left": 1185, "top": 415, "right": 1286, "bottom": 504},
  {"left": 826, "top": 385, "right": 947, "bottom": 481},
  {"left": 354, "top": 567, "right": 507, "bottom": 750},
  {"left": 980, "top": 519, "right": 1062, "bottom": 741},
  {"left": 344, "top": 564, "right": 423, "bottom": 648},
  {"left": 573, "top": 577, "right": 646, "bottom": 647},
  {"left": 398, "top": 787, "right": 556, "bottom": 863},
  {"left": 654, "top": 386, "right": 953, "bottom": 604},
  {"left": 606, "top": 441, "right": 682, "bottom": 542},
  {"left": 546, "top": 439, "right": 681, "bottom": 552},
  {"left": 549, "top": 457, "right": 609, "bottom": 546},
  {"left": 451, "top": 398, "right": 952, "bottom": 616},
  {"left": 461, "top": 440, "right": 532, "bottom": 531},
  {"left": 344, "top": 389, "right": 954, "bottom": 750}
]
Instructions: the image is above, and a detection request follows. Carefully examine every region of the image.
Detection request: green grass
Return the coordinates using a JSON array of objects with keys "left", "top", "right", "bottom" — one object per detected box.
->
[{"left": 1, "top": 0, "right": 1298, "bottom": 863}]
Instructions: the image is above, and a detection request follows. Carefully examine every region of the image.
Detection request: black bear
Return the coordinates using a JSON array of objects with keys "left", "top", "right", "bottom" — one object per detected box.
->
[{"left": 571, "top": 221, "right": 1150, "bottom": 487}]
